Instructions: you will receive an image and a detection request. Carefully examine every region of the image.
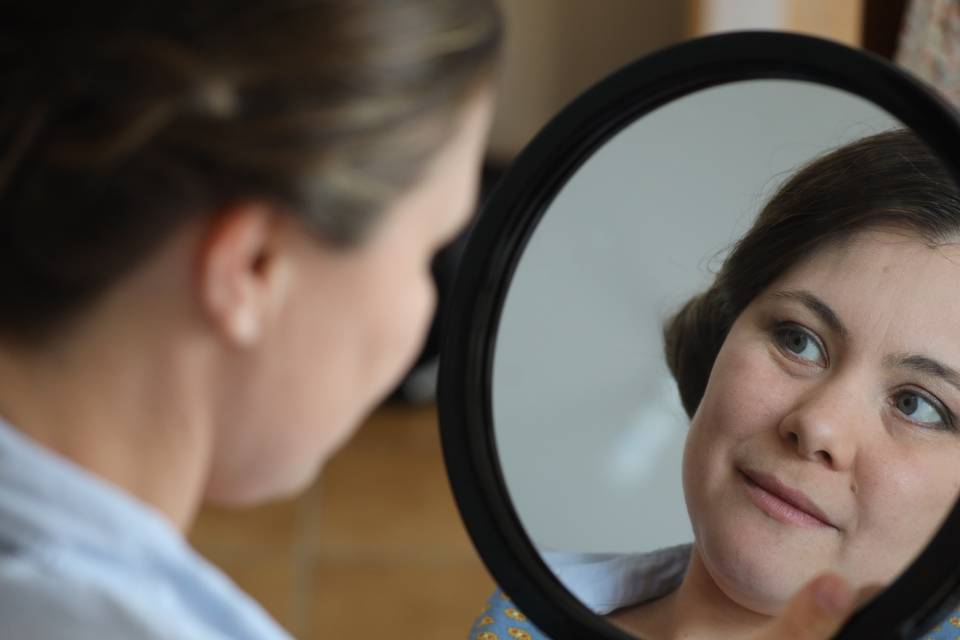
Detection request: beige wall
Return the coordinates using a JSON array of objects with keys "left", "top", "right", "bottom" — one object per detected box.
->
[
  {"left": 687, "top": 0, "right": 863, "bottom": 44},
  {"left": 488, "top": 1, "right": 686, "bottom": 160},
  {"left": 488, "top": 0, "right": 864, "bottom": 161},
  {"left": 787, "top": 1, "right": 863, "bottom": 45}
]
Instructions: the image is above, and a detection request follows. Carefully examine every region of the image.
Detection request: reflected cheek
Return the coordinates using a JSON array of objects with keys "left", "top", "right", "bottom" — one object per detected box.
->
[
  {"left": 702, "top": 344, "right": 793, "bottom": 439},
  {"left": 860, "top": 463, "right": 955, "bottom": 543},
  {"left": 683, "top": 344, "right": 793, "bottom": 513},
  {"left": 840, "top": 469, "right": 956, "bottom": 586}
]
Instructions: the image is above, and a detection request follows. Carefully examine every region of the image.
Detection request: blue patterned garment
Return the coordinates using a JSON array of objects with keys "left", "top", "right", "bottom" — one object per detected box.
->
[
  {"left": 469, "top": 589, "right": 547, "bottom": 640},
  {"left": 470, "top": 588, "right": 960, "bottom": 640},
  {"left": 469, "top": 543, "right": 960, "bottom": 640},
  {"left": 923, "top": 614, "right": 960, "bottom": 640},
  {"left": 467, "top": 548, "right": 689, "bottom": 639}
]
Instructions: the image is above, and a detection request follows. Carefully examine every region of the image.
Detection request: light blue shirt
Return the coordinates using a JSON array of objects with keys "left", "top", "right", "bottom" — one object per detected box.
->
[{"left": 0, "top": 417, "right": 293, "bottom": 640}]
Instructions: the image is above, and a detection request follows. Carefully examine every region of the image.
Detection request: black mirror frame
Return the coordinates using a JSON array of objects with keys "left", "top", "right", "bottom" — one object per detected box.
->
[{"left": 438, "top": 31, "right": 960, "bottom": 640}]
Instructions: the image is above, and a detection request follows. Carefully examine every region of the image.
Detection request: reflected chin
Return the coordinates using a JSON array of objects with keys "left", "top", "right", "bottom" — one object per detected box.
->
[
  {"left": 696, "top": 532, "right": 803, "bottom": 615},
  {"left": 691, "top": 480, "right": 840, "bottom": 614}
]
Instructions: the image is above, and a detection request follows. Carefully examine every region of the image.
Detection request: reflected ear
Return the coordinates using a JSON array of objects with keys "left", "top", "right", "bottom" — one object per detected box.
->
[{"left": 195, "top": 202, "right": 291, "bottom": 347}]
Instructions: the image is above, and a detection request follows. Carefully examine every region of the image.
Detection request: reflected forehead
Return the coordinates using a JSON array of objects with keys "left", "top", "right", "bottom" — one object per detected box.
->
[
  {"left": 756, "top": 229, "right": 960, "bottom": 343},
  {"left": 778, "top": 229, "right": 960, "bottom": 285}
]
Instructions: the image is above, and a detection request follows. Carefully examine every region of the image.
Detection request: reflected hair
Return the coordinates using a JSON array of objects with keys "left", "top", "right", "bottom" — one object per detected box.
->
[
  {"left": 0, "top": 0, "right": 501, "bottom": 343},
  {"left": 663, "top": 129, "right": 960, "bottom": 417}
]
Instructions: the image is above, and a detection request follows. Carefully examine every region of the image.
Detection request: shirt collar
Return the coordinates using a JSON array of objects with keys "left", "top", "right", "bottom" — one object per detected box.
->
[
  {"left": 542, "top": 544, "right": 692, "bottom": 614},
  {"left": 0, "top": 415, "right": 190, "bottom": 565}
]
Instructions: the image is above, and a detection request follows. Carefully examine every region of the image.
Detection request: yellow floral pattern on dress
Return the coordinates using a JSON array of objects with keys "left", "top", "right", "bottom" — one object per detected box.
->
[
  {"left": 469, "top": 586, "right": 960, "bottom": 640},
  {"left": 468, "top": 589, "right": 544, "bottom": 639}
]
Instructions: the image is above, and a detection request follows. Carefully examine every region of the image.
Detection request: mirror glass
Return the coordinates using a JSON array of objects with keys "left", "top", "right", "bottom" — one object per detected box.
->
[{"left": 491, "top": 79, "right": 960, "bottom": 634}]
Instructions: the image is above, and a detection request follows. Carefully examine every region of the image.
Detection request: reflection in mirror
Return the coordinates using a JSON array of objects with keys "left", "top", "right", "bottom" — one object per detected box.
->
[{"left": 488, "top": 80, "right": 960, "bottom": 638}]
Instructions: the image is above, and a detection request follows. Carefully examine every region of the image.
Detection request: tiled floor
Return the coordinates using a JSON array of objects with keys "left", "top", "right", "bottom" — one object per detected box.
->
[{"left": 188, "top": 402, "right": 496, "bottom": 639}]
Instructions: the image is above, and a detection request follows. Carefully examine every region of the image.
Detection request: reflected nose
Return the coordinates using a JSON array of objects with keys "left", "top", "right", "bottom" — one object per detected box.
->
[{"left": 777, "top": 379, "right": 863, "bottom": 470}]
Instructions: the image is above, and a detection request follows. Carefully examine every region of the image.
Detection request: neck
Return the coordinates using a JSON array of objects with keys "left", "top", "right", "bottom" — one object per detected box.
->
[
  {"left": 610, "top": 546, "right": 770, "bottom": 640},
  {"left": 0, "top": 298, "right": 216, "bottom": 532}
]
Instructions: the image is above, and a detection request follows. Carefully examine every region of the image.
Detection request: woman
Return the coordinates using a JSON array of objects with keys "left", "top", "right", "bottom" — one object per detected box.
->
[
  {"left": 0, "top": 2, "right": 498, "bottom": 638},
  {"left": 0, "top": 2, "right": 860, "bottom": 639},
  {"left": 473, "top": 129, "right": 960, "bottom": 639}
]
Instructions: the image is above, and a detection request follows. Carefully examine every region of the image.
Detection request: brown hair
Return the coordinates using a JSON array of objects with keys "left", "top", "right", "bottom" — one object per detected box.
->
[
  {"left": 664, "top": 129, "right": 960, "bottom": 417},
  {"left": 0, "top": 0, "right": 501, "bottom": 342}
]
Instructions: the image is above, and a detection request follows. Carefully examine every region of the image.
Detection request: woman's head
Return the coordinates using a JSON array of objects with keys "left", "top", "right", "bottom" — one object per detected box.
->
[
  {"left": 0, "top": 0, "right": 500, "bottom": 341},
  {"left": 0, "top": 1, "right": 500, "bottom": 511},
  {"left": 670, "top": 130, "right": 960, "bottom": 612}
]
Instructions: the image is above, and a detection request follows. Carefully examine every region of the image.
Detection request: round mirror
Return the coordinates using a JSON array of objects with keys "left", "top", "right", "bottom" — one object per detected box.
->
[{"left": 440, "top": 33, "right": 960, "bottom": 640}]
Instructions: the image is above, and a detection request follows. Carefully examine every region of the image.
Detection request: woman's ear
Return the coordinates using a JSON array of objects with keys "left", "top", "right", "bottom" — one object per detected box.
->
[{"left": 195, "top": 203, "right": 293, "bottom": 347}]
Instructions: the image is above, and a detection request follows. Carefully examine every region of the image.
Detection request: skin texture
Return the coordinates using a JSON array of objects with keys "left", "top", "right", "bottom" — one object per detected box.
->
[
  {"left": 611, "top": 228, "right": 960, "bottom": 639},
  {"left": 0, "top": 89, "right": 494, "bottom": 530}
]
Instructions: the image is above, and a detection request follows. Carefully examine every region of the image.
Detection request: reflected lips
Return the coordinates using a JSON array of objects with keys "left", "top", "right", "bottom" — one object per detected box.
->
[{"left": 740, "top": 469, "right": 837, "bottom": 529}]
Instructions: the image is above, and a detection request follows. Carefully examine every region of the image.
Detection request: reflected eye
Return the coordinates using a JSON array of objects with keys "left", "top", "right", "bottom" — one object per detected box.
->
[
  {"left": 894, "top": 391, "right": 948, "bottom": 428},
  {"left": 773, "top": 325, "right": 826, "bottom": 366}
]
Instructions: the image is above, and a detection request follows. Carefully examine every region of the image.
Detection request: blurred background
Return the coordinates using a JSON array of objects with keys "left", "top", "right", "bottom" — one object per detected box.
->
[{"left": 187, "top": 1, "right": 921, "bottom": 638}]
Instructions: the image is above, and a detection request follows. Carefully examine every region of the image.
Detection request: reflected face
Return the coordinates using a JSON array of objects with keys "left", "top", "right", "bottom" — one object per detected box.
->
[{"left": 683, "top": 228, "right": 960, "bottom": 614}]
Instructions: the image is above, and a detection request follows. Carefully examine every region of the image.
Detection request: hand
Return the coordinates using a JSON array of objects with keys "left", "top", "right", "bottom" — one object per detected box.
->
[{"left": 747, "top": 573, "right": 880, "bottom": 640}]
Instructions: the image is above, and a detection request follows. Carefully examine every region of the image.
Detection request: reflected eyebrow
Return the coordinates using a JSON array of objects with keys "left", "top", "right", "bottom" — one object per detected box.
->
[
  {"left": 768, "top": 290, "right": 960, "bottom": 391},
  {"left": 884, "top": 354, "right": 960, "bottom": 393},
  {"left": 769, "top": 289, "right": 847, "bottom": 338}
]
